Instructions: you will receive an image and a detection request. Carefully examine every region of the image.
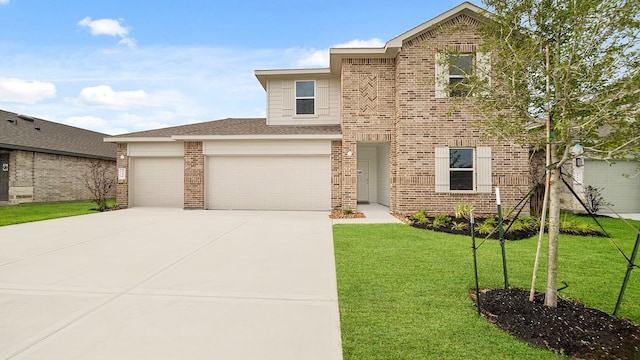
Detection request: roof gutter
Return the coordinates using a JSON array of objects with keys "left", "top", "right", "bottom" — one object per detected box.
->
[
  {"left": 172, "top": 134, "right": 342, "bottom": 141},
  {"left": 0, "top": 143, "right": 116, "bottom": 161}
]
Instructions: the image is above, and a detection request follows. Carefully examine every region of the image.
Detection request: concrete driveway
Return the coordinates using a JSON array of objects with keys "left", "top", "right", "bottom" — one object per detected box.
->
[{"left": 0, "top": 209, "right": 342, "bottom": 359}]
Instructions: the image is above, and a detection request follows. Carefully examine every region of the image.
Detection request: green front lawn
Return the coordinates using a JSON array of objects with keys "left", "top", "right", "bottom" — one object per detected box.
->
[
  {"left": 0, "top": 201, "right": 110, "bottom": 226},
  {"left": 333, "top": 217, "right": 640, "bottom": 359}
]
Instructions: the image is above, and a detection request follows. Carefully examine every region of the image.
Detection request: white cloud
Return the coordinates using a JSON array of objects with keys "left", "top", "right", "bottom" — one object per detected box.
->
[
  {"left": 65, "top": 115, "right": 108, "bottom": 129},
  {"left": 78, "top": 17, "right": 136, "bottom": 48},
  {"left": 0, "top": 0, "right": 9, "bottom": 5},
  {"left": 77, "top": 85, "right": 149, "bottom": 109},
  {"left": 334, "top": 39, "right": 386, "bottom": 48},
  {"left": 293, "top": 38, "right": 385, "bottom": 67},
  {"left": 0, "top": 77, "right": 56, "bottom": 104}
]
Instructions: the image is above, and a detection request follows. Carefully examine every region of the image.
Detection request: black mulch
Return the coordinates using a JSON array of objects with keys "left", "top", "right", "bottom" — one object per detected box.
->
[
  {"left": 410, "top": 218, "right": 539, "bottom": 240},
  {"left": 475, "top": 288, "right": 640, "bottom": 359}
]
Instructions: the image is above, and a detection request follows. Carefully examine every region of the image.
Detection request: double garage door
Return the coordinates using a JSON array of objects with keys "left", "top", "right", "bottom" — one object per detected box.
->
[
  {"left": 130, "top": 153, "right": 330, "bottom": 210},
  {"left": 207, "top": 156, "right": 330, "bottom": 210}
]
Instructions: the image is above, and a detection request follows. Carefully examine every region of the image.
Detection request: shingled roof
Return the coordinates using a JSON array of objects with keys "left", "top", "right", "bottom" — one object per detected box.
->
[
  {"left": 0, "top": 110, "right": 116, "bottom": 160},
  {"left": 107, "top": 118, "right": 342, "bottom": 139}
]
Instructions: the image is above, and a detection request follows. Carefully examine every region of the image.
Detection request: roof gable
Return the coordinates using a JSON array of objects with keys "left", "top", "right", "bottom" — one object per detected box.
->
[
  {"left": 385, "top": 2, "right": 487, "bottom": 48},
  {"left": 328, "top": 2, "right": 489, "bottom": 74}
]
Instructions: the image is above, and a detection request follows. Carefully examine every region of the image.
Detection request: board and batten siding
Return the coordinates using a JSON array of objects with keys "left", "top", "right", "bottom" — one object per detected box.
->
[{"left": 266, "top": 77, "right": 341, "bottom": 125}]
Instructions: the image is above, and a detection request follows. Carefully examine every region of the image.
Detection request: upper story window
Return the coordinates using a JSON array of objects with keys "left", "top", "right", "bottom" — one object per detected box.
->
[
  {"left": 448, "top": 54, "right": 474, "bottom": 97},
  {"left": 435, "top": 51, "right": 490, "bottom": 99},
  {"left": 295, "top": 80, "right": 315, "bottom": 115}
]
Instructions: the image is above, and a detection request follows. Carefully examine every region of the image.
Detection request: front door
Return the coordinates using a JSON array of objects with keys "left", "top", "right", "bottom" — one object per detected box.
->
[
  {"left": 357, "top": 160, "right": 369, "bottom": 204},
  {"left": 0, "top": 154, "right": 9, "bottom": 201}
]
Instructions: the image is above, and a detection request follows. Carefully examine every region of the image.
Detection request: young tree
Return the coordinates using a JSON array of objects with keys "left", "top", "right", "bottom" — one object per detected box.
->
[
  {"left": 462, "top": 0, "right": 639, "bottom": 307},
  {"left": 82, "top": 159, "right": 115, "bottom": 211}
]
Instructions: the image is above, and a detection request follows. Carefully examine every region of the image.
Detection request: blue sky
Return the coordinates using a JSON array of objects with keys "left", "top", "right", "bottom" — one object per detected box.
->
[{"left": 0, "top": 0, "right": 473, "bottom": 135}]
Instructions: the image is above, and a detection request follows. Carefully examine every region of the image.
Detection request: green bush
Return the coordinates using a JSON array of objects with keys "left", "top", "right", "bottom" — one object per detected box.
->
[
  {"left": 451, "top": 221, "right": 468, "bottom": 231},
  {"left": 476, "top": 220, "right": 497, "bottom": 235},
  {"left": 507, "top": 216, "right": 539, "bottom": 232},
  {"left": 453, "top": 203, "right": 474, "bottom": 219},
  {"left": 432, "top": 214, "right": 452, "bottom": 228},
  {"left": 411, "top": 210, "right": 430, "bottom": 224},
  {"left": 560, "top": 219, "right": 604, "bottom": 236}
]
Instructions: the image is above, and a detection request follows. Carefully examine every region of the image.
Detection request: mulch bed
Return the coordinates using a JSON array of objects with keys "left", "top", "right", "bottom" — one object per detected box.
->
[
  {"left": 408, "top": 216, "right": 539, "bottom": 240},
  {"left": 329, "top": 209, "right": 366, "bottom": 219},
  {"left": 475, "top": 288, "right": 640, "bottom": 359}
]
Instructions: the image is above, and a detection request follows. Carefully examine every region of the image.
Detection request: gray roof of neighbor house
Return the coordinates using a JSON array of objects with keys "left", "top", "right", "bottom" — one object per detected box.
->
[
  {"left": 0, "top": 110, "right": 116, "bottom": 160},
  {"left": 106, "top": 118, "right": 342, "bottom": 139}
]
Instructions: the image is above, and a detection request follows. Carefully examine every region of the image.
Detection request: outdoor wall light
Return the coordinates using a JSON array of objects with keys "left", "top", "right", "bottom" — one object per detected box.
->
[
  {"left": 570, "top": 143, "right": 584, "bottom": 156},
  {"left": 346, "top": 151, "right": 352, "bottom": 157},
  {"left": 576, "top": 158, "right": 583, "bottom": 167}
]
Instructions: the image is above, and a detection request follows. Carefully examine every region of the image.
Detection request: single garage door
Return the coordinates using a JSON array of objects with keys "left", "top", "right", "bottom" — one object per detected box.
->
[
  {"left": 207, "top": 156, "right": 330, "bottom": 210},
  {"left": 584, "top": 160, "right": 640, "bottom": 213},
  {"left": 131, "top": 157, "right": 184, "bottom": 207}
]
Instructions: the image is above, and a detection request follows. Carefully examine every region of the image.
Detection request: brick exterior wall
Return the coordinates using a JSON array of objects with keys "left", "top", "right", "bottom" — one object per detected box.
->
[
  {"left": 116, "top": 143, "right": 129, "bottom": 207},
  {"left": 6, "top": 149, "right": 116, "bottom": 204},
  {"left": 183, "top": 141, "right": 205, "bottom": 209},
  {"left": 340, "top": 58, "right": 397, "bottom": 211},
  {"left": 338, "top": 13, "right": 530, "bottom": 214},
  {"left": 331, "top": 140, "right": 343, "bottom": 209}
]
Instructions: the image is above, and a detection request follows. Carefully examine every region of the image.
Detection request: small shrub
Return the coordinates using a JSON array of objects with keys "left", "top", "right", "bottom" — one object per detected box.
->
[
  {"left": 483, "top": 217, "right": 497, "bottom": 227},
  {"left": 453, "top": 203, "right": 475, "bottom": 219},
  {"left": 451, "top": 221, "right": 468, "bottom": 231},
  {"left": 343, "top": 209, "right": 354, "bottom": 215},
  {"left": 411, "top": 210, "right": 430, "bottom": 224},
  {"left": 507, "top": 217, "right": 539, "bottom": 232},
  {"left": 476, "top": 219, "right": 497, "bottom": 235},
  {"left": 432, "top": 214, "right": 452, "bottom": 228},
  {"left": 501, "top": 207, "right": 517, "bottom": 220},
  {"left": 560, "top": 219, "right": 604, "bottom": 236},
  {"left": 584, "top": 185, "right": 612, "bottom": 214}
]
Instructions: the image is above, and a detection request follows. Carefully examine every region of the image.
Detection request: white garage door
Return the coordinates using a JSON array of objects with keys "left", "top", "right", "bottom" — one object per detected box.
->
[
  {"left": 584, "top": 160, "right": 640, "bottom": 213},
  {"left": 207, "top": 156, "right": 330, "bottom": 210},
  {"left": 131, "top": 157, "right": 184, "bottom": 208}
]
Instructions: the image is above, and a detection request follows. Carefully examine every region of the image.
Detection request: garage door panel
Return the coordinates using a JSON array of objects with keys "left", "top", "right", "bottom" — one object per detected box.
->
[
  {"left": 207, "top": 156, "right": 330, "bottom": 210},
  {"left": 584, "top": 160, "right": 640, "bottom": 213},
  {"left": 132, "top": 157, "right": 184, "bottom": 208}
]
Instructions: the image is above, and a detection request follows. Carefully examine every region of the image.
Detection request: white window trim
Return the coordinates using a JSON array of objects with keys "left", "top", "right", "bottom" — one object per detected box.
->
[
  {"left": 295, "top": 80, "right": 316, "bottom": 116},
  {"left": 435, "top": 52, "right": 491, "bottom": 99},
  {"left": 435, "top": 146, "right": 492, "bottom": 193},
  {"left": 449, "top": 147, "right": 475, "bottom": 192}
]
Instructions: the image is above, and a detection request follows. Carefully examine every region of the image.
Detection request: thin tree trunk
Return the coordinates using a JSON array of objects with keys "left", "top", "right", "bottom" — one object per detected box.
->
[
  {"left": 545, "top": 159, "right": 562, "bottom": 307},
  {"left": 529, "top": 174, "right": 549, "bottom": 302}
]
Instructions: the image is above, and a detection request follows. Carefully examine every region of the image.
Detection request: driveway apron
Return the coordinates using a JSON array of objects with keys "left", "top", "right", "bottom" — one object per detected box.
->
[{"left": 0, "top": 209, "right": 342, "bottom": 359}]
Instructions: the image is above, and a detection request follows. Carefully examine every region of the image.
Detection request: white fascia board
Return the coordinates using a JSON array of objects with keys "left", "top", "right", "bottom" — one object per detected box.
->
[
  {"left": 172, "top": 134, "right": 342, "bottom": 141},
  {"left": 254, "top": 68, "right": 331, "bottom": 89},
  {"left": 103, "top": 137, "right": 176, "bottom": 143},
  {"left": 329, "top": 47, "right": 398, "bottom": 74}
]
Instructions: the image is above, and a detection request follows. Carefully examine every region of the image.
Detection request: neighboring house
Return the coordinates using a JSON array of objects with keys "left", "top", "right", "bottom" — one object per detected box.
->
[
  {"left": 0, "top": 110, "right": 116, "bottom": 204},
  {"left": 106, "top": 2, "right": 531, "bottom": 214},
  {"left": 563, "top": 158, "right": 640, "bottom": 214}
]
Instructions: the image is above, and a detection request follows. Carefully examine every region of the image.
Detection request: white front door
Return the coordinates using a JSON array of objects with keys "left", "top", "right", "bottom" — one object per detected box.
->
[{"left": 357, "top": 160, "right": 369, "bottom": 203}]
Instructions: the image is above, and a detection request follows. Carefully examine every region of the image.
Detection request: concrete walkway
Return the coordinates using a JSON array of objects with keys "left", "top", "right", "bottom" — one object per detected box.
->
[
  {"left": 332, "top": 203, "right": 403, "bottom": 225},
  {"left": 0, "top": 209, "right": 342, "bottom": 359}
]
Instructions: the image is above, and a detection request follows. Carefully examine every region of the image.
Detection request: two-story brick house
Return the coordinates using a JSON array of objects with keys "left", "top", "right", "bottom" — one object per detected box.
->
[{"left": 106, "top": 2, "right": 530, "bottom": 214}]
